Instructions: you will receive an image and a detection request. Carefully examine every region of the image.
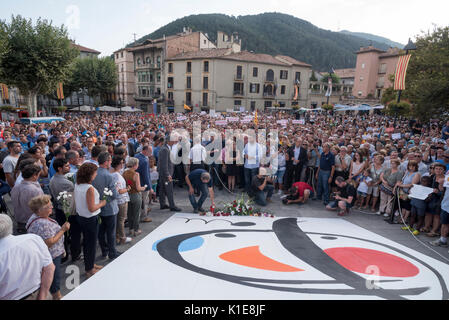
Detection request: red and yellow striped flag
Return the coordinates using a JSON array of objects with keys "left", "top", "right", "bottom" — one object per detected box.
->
[
  {"left": 394, "top": 54, "right": 411, "bottom": 91},
  {"left": 0, "top": 84, "right": 9, "bottom": 100},
  {"left": 56, "top": 82, "right": 64, "bottom": 100},
  {"left": 254, "top": 109, "right": 258, "bottom": 125},
  {"left": 184, "top": 104, "right": 191, "bottom": 111}
]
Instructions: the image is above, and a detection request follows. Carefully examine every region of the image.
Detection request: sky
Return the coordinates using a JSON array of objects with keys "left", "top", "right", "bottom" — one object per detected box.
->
[{"left": 1, "top": 0, "right": 448, "bottom": 57}]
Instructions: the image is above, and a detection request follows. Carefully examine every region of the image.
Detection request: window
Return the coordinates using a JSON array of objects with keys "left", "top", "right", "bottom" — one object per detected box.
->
[
  {"left": 362, "top": 63, "right": 365, "bottom": 69},
  {"left": 167, "top": 77, "right": 174, "bottom": 89},
  {"left": 204, "top": 61, "right": 209, "bottom": 72},
  {"left": 121, "top": 52, "right": 123, "bottom": 58},
  {"left": 253, "top": 67, "right": 258, "bottom": 77},
  {"left": 203, "top": 92, "right": 208, "bottom": 106},
  {"left": 138, "top": 71, "right": 150, "bottom": 83},
  {"left": 146, "top": 57, "right": 150, "bottom": 64},
  {"left": 168, "top": 63, "right": 173, "bottom": 73},
  {"left": 116, "top": 54, "right": 119, "bottom": 59},
  {"left": 280, "top": 70, "right": 288, "bottom": 80},
  {"left": 186, "top": 92, "right": 192, "bottom": 105},
  {"left": 234, "top": 100, "right": 242, "bottom": 106},
  {"left": 378, "top": 63, "right": 387, "bottom": 74},
  {"left": 266, "top": 69, "right": 274, "bottom": 82},
  {"left": 138, "top": 86, "right": 150, "bottom": 97},
  {"left": 187, "top": 62, "right": 192, "bottom": 73},
  {"left": 249, "top": 83, "right": 260, "bottom": 93},
  {"left": 157, "top": 72, "right": 161, "bottom": 83},
  {"left": 264, "top": 101, "right": 272, "bottom": 109},
  {"left": 203, "top": 77, "right": 208, "bottom": 90},
  {"left": 149, "top": 73, "right": 154, "bottom": 83},
  {"left": 295, "top": 72, "right": 301, "bottom": 82},
  {"left": 167, "top": 91, "right": 174, "bottom": 100},
  {"left": 281, "top": 85, "right": 286, "bottom": 94},
  {"left": 236, "top": 66, "right": 243, "bottom": 79},
  {"left": 234, "top": 83, "right": 244, "bottom": 95},
  {"left": 360, "top": 76, "right": 364, "bottom": 81},
  {"left": 186, "top": 76, "right": 191, "bottom": 89},
  {"left": 250, "top": 101, "right": 256, "bottom": 112},
  {"left": 121, "top": 64, "right": 124, "bottom": 72},
  {"left": 157, "top": 56, "right": 161, "bottom": 68},
  {"left": 137, "top": 58, "right": 141, "bottom": 66}
]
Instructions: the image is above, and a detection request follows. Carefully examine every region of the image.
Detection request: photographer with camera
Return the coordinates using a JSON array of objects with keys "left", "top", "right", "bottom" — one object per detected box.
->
[
  {"left": 249, "top": 167, "right": 274, "bottom": 207},
  {"left": 326, "top": 176, "right": 356, "bottom": 216},
  {"left": 283, "top": 181, "right": 314, "bottom": 205}
]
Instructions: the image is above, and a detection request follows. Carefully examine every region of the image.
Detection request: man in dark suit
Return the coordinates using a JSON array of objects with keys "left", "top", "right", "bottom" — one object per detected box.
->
[
  {"left": 293, "top": 138, "right": 309, "bottom": 182},
  {"left": 157, "top": 136, "right": 181, "bottom": 212}
]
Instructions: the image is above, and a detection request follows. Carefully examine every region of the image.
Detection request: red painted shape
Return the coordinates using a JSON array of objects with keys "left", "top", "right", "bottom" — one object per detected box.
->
[
  {"left": 219, "top": 246, "right": 304, "bottom": 272},
  {"left": 324, "top": 247, "right": 419, "bottom": 278}
]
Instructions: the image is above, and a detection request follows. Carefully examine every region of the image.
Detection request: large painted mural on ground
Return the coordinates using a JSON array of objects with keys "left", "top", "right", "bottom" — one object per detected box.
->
[{"left": 65, "top": 214, "right": 449, "bottom": 300}]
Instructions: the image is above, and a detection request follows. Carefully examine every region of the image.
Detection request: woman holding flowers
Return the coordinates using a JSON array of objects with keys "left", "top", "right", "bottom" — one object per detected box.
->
[
  {"left": 74, "top": 163, "right": 106, "bottom": 278},
  {"left": 26, "top": 195, "right": 70, "bottom": 300},
  {"left": 123, "top": 157, "right": 147, "bottom": 237}
]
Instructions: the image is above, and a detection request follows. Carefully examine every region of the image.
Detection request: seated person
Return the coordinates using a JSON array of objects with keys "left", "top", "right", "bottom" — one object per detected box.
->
[
  {"left": 249, "top": 167, "right": 274, "bottom": 207},
  {"left": 185, "top": 169, "right": 215, "bottom": 214},
  {"left": 283, "top": 181, "right": 314, "bottom": 205},
  {"left": 326, "top": 176, "right": 356, "bottom": 216}
]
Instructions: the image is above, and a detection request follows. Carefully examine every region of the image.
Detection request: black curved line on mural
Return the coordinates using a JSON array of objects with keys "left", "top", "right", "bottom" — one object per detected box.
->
[
  {"left": 303, "top": 230, "right": 449, "bottom": 300},
  {"left": 175, "top": 217, "right": 256, "bottom": 226},
  {"left": 156, "top": 226, "right": 429, "bottom": 298},
  {"left": 272, "top": 218, "right": 424, "bottom": 300}
]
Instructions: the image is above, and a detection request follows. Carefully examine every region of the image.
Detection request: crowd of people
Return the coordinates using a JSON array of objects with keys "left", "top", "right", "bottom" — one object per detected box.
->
[{"left": 1, "top": 109, "right": 449, "bottom": 300}]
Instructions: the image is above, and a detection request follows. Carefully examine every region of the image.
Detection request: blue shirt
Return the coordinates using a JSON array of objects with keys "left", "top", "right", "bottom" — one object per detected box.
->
[
  {"left": 319, "top": 151, "right": 335, "bottom": 171},
  {"left": 136, "top": 153, "right": 151, "bottom": 191},
  {"left": 188, "top": 169, "right": 212, "bottom": 189}
]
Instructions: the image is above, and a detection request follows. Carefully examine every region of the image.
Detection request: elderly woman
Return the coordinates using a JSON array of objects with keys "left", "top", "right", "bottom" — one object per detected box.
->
[
  {"left": 395, "top": 160, "right": 421, "bottom": 229},
  {"left": 378, "top": 159, "right": 403, "bottom": 218},
  {"left": 74, "top": 163, "right": 106, "bottom": 278},
  {"left": 26, "top": 195, "right": 70, "bottom": 300}
]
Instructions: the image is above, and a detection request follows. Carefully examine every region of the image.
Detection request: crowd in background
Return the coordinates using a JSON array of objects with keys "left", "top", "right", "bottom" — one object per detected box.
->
[{"left": 1, "top": 109, "right": 449, "bottom": 300}]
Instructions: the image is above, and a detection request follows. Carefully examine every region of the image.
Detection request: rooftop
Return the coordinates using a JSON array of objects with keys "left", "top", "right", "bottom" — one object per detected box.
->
[
  {"left": 333, "top": 68, "right": 356, "bottom": 79},
  {"left": 71, "top": 43, "right": 101, "bottom": 55}
]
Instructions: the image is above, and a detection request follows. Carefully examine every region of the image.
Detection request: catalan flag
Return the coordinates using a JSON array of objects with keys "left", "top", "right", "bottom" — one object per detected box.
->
[
  {"left": 394, "top": 54, "right": 411, "bottom": 91},
  {"left": 184, "top": 104, "right": 191, "bottom": 111},
  {"left": 56, "top": 82, "right": 64, "bottom": 100},
  {"left": 254, "top": 109, "right": 258, "bottom": 125},
  {"left": 1, "top": 84, "right": 9, "bottom": 100}
]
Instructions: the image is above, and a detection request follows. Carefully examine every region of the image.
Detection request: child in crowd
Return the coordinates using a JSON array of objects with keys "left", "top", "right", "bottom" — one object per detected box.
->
[{"left": 355, "top": 169, "right": 372, "bottom": 209}]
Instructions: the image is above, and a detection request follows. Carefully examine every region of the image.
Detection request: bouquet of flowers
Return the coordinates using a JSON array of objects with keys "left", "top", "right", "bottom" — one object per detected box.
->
[
  {"left": 57, "top": 191, "right": 72, "bottom": 220},
  {"left": 64, "top": 172, "right": 75, "bottom": 184},
  {"left": 205, "top": 194, "right": 274, "bottom": 218},
  {"left": 102, "top": 187, "right": 113, "bottom": 201}
]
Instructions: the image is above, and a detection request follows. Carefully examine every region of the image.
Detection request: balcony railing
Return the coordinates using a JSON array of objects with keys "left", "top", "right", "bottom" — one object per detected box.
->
[
  {"left": 263, "top": 92, "right": 275, "bottom": 98},
  {"left": 234, "top": 74, "right": 244, "bottom": 81},
  {"left": 233, "top": 90, "right": 245, "bottom": 96},
  {"left": 264, "top": 76, "right": 276, "bottom": 83},
  {"left": 166, "top": 99, "right": 175, "bottom": 106}
]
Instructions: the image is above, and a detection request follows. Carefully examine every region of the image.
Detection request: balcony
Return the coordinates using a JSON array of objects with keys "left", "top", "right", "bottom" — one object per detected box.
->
[
  {"left": 264, "top": 76, "right": 276, "bottom": 83},
  {"left": 233, "top": 90, "right": 245, "bottom": 97},
  {"left": 263, "top": 92, "right": 275, "bottom": 99},
  {"left": 166, "top": 99, "right": 175, "bottom": 107},
  {"left": 234, "top": 74, "right": 244, "bottom": 81},
  {"left": 376, "top": 82, "right": 384, "bottom": 88},
  {"left": 135, "top": 63, "right": 160, "bottom": 71}
]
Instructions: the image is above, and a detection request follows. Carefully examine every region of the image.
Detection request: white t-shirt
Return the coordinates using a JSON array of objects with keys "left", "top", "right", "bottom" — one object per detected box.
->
[
  {"left": 112, "top": 172, "right": 129, "bottom": 205},
  {"left": 0, "top": 234, "right": 53, "bottom": 300},
  {"left": 357, "top": 176, "right": 372, "bottom": 193},
  {"left": 2, "top": 155, "right": 18, "bottom": 175},
  {"left": 74, "top": 184, "right": 101, "bottom": 218}
]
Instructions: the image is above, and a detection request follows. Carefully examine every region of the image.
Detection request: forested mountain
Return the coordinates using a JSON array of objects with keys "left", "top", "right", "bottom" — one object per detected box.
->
[
  {"left": 340, "top": 30, "right": 404, "bottom": 50},
  {"left": 129, "top": 13, "right": 400, "bottom": 71}
]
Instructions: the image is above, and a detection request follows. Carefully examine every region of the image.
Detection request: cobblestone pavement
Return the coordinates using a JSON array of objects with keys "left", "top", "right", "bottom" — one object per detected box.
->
[{"left": 7, "top": 186, "right": 448, "bottom": 298}]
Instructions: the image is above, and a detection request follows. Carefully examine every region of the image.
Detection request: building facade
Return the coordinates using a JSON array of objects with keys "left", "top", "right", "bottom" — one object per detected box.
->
[
  {"left": 114, "top": 28, "right": 216, "bottom": 112},
  {"left": 165, "top": 48, "right": 312, "bottom": 113},
  {"left": 353, "top": 46, "right": 401, "bottom": 99}
]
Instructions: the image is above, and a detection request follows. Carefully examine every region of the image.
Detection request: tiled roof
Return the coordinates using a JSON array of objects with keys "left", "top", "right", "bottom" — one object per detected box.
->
[
  {"left": 71, "top": 43, "right": 101, "bottom": 54},
  {"left": 168, "top": 49, "right": 312, "bottom": 68},
  {"left": 356, "top": 46, "right": 386, "bottom": 54},
  {"left": 380, "top": 48, "right": 401, "bottom": 58},
  {"left": 333, "top": 68, "right": 356, "bottom": 78}
]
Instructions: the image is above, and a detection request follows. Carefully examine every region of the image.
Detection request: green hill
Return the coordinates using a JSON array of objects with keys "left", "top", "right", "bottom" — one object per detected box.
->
[
  {"left": 128, "top": 12, "right": 398, "bottom": 71},
  {"left": 340, "top": 30, "right": 404, "bottom": 50}
]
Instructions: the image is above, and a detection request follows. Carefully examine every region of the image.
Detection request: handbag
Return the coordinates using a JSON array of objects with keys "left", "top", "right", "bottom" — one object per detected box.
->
[{"left": 379, "top": 183, "right": 394, "bottom": 197}]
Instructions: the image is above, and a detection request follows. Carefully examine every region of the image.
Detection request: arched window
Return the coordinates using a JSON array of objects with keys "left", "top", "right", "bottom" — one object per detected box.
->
[
  {"left": 146, "top": 57, "right": 151, "bottom": 64},
  {"left": 266, "top": 69, "right": 274, "bottom": 82},
  {"left": 137, "top": 58, "right": 141, "bottom": 66}
]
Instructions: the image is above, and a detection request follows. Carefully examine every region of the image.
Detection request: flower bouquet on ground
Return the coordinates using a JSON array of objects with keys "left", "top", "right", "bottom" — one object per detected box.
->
[
  {"left": 203, "top": 194, "right": 274, "bottom": 218},
  {"left": 57, "top": 191, "right": 72, "bottom": 220}
]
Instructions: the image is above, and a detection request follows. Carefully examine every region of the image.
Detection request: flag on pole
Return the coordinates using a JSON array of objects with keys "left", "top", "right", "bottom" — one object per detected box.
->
[
  {"left": 394, "top": 54, "right": 411, "bottom": 91},
  {"left": 254, "top": 109, "right": 258, "bottom": 125},
  {"left": 56, "top": 83, "right": 64, "bottom": 100},
  {"left": 184, "top": 104, "right": 191, "bottom": 111},
  {"left": 0, "top": 84, "right": 9, "bottom": 100}
]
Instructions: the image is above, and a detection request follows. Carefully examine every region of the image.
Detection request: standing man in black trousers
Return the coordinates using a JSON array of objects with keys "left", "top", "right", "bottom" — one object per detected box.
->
[{"left": 157, "top": 136, "right": 181, "bottom": 212}]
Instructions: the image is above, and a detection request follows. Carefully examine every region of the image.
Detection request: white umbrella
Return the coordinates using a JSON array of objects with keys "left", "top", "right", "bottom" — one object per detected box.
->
[
  {"left": 70, "top": 105, "right": 93, "bottom": 112},
  {"left": 98, "top": 106, "right": 120, "bottom": 112},
  {"left": 121, "top": 106, "right": 140, "bottom": 112}
]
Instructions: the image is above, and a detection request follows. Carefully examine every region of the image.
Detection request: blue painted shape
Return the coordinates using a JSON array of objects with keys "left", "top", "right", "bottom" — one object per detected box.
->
[{"left": 153, "top": 236, "right": 204, "bottom": 252}]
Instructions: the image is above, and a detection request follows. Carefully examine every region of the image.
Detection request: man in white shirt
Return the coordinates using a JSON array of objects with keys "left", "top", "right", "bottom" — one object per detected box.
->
[
  {"left": 2, "top": 141, "right": 21, "bottom": 187},
  {"left": 0, "top": 214, "right": 55, "bottom": 300},
  {"left": 189, "top": 136, "right": 207, "bottom": 172}
]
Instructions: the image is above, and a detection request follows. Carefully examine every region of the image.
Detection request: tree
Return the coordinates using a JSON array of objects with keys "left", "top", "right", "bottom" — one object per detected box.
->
[
  {"left": 385, "top": 101, "right": 411, "bottom": 118},
  {"left": 405, "top": 26, "right": 449, "bottom": 121},
  {"left": 310, "top": 71, "right": 317, "bottom": 82},
  {"left": 380, "top": 74, "right": 397, "bottom": 106},
  {"left": 320, "top": 73, "right": 340, "bottom": 84},
  {"left": 0, "top": 20, "right": 7, "bottom": 67},
  {"left": 68, "top": 57, "right": 118, "bottom": 106},
  {"left": 0, "top": 15, "right": 79, "bottom": 116}
]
